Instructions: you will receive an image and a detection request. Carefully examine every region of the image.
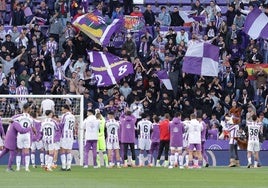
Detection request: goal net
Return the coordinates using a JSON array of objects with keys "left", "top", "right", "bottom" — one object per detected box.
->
[{"left": 0, "top": 94, "right": 84, "bottom": 166}]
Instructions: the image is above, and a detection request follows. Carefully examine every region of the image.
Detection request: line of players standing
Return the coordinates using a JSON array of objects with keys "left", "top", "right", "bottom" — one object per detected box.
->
[
  {"left": 83, "top": 108, "right": 209, "bottom": 169},
  {"left": 0, "top": 103, "right": 76, "bottom": 172},
  {"left": 83, "top": 108, "right": 263, "bottom": 169},
  {"left": 0, "top": 105, "right": 263, "bottom": 171}
]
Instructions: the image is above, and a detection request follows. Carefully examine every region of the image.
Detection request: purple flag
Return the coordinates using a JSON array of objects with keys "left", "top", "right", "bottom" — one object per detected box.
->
[
  {"left": 72, "top": 13, "right": 123, "bottom": 46},
  {"left": 179, "top": 11, "right": 205, "bottom": 23},
  {"left": 24, "top": 7, "right": 33, "bottom": 17},
  {"left": 88, "top": 51, "right": 134, "bottom": 87},
  {"left": 156, "top": 70, "right": 173, "bottom": 90},
  {"left": 182, "top": 42, "right": 219, "bottom": 77},
  {"left": 243, "top": 8, "right": 268, "bottom": 40}
]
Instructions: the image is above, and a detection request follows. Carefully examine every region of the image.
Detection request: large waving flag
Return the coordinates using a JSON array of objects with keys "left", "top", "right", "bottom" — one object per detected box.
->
[
  {"left": 156, "top": 70, "right": 173, "bottom": 90},
  {"left": 88, "top": 51, "right": 134, "bottom": 87},
  {"left": 72, "top": 13, "right": 123, "bottom": 46},
  {"left": 182, "top": 42, "right": 219, "bottom": 77},
  {"left": 243, "top": 8, "right": 268, "bottom": 39}
]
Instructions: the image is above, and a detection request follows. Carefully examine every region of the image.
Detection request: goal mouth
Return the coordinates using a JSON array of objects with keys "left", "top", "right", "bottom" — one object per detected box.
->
[{"left": 0, "top": 94, "right": 84, "bottom": 166}]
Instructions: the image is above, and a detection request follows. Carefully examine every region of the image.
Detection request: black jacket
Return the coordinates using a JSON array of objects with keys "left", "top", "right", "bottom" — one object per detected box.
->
[{"left": 170, "top": 12, "right": 184, "bottom": 26}]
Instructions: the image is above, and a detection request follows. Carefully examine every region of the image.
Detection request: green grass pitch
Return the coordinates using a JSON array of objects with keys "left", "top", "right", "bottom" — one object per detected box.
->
[{"left": 0, "top": 166, "right": 267, "bottom": 188}]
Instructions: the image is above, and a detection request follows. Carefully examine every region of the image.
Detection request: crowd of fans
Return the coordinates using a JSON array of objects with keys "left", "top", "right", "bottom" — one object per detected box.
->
[{"left": 0, "top": 0, "right": 267, "bottom": 139}]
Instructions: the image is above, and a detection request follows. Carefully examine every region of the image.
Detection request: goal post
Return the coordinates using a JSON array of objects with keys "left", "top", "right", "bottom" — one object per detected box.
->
[{"left": 0, "top": 94, "right": 84, "bottom": 166}]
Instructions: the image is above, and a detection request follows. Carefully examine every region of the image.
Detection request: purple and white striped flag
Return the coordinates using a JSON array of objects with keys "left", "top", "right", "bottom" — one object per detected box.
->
[
  {"left": 243, "top": 8, "right": 268, "bottom": 40},
  {"left": 72, "top": 13, "right": 123, "bottom": 46},
  {"left": 156, "top": 70, "right": 173, "bottom": 90},
  {"left": 88, "top": 51, "right": 134, "bottom": 87},
  {"left": 179, "top": 11, "right": 205, "bottom": 23},
  {"left": 182, "top": 42, "right": 219, "bottom": 77}
]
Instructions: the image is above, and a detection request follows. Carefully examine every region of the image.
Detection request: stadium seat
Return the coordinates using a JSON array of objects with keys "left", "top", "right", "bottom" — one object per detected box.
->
[
  {"left": 156, "top": 0, "right": 167, "bottom": 5},
  {"left": 5, "top": 13, "right": 11, "bottom": 24},
  {"left": 151, "top": 5, "right": 161, "bottom": 14},
  {"left": 32, "top": 0, "right": 42, "bottom": 5},
  {"left": 166, "top": 0, "right": 180, "bottom": 5},
  {"left": 139, "top": 6, "right": 146, "bottom": 12},
  {"left": 220, "top": 5, "right": 228, "bottom": 14},
  {"left": 144, "top": 0, "right": 156, "bottom": 4},
  {"left": 180, "top": 0, "right": 192, "bottom": 6},
  {"left": 6, "top": 4, "right": 11, "bottom": 12},
  {"left": 200, "top": 0, "right": 212, "bottom": 6},
  {"left": 181, "top": 6, "right": 192, "bottom": 11}
]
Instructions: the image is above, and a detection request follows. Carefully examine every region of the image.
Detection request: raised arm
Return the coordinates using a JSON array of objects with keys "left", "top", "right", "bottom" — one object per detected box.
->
[
  {"left": 51, "top": 53, "right": 57, "bottom": 72},
  {"left": 63, "top": 54, "right": 73, "bottom": 71}
]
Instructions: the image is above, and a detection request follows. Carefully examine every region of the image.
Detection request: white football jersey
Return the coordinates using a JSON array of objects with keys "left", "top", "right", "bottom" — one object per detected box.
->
[
  {"left": 137, "top": 119, "right": 152, "bottom": 139},
  {"left": 83, "top": 115, "right": 100, "bottom": 140},
  {"left": 247, "top": 121, "right": 263, "bottom": 142},
  {"left": 61, "top": 112, "right": 76, "bottom": 139},
  {"left": 185, "top": 119, "right": 203, "bottom": 144},
  {"left": 13, "top": 113, "right": 33, "bottom": 129},
  {"left": 41, "top": 118, "right": 57, "bottom": 144},
  {"left": 106, "top": 119, "right": 120, "bottom": 143}
]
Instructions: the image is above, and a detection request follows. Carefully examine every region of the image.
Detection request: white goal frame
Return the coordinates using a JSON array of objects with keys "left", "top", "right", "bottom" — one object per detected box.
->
[{"left": 0, "top": 94, "right": 84, "bottom": 166}]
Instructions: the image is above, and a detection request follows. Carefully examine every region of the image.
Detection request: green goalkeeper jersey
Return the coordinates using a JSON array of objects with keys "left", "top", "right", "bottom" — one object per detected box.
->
[{"left": 98, "top": 116, "right": 106, "bottom": 139}]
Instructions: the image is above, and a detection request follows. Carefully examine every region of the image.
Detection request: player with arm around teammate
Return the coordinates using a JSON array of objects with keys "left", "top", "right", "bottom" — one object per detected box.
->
[
  {"left": 182, "top": 118, "right": 190, "bottom": 168},
  {"left": 51, "top": 114, "right": 61, "bottom": 169},
  {"left": 30, "top": 111, "right": 45, "bottom": 168},
  {"left": 106, "top": 111, "right": 121, "bottom": 168},
  {"left": 137, "top": 114, "right": 153, "bottom": 167},
  {"left": 0, "top": 120, "right": 33, "bottom": 172},
  {"left": 41, "top": 110, "right": 59, "bottom": 172},
  {"left": 169, "top": 112, "right": 185, "bottom": 169},
  {"left": 12, "top": 103, "right": 34, "bottom": 172},
  {"left": 246, "top": 114, "right": 263, "bottom": 168},
  {"left": 199, "top": 113, "right": 209, "bottom": 167},
  {"left": 60, "top": 104, "right": 76, "bottom": 171},
  {"left": 226, "top": 115, "right": 240, "bottom": 167},
  {"left": 148, "top": 115, "right": 160, "bottom": 167}
]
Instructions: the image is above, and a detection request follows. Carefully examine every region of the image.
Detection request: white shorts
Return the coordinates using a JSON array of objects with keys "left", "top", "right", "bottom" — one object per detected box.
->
[
  {"left": 31, "top": 140, "right": 44, "bottom": 151},
  {"left": 170, "top": 146, "right": 183, "bottom": 151},
  {"left": 106, "top": 141, "right": 120, "bottom": 150},
  {"left": 183, "top": 139, "right": 189, "bottom": 148},
  {"left": 0, "top": 137, "right": 4, "bottom": 147},
  {"left": 54, "top": 142, "right": 61, "bottom": 150},
  {"left": 44, "top": 143, "right": 55, "bottom": 151},
  {"left": 60, "top": 138, "right": 74, "bottom": 150},
  {"left": 247, "top": 141, "right": 260, "bottom": 152},
  {"left": 138, "top": 138, "right": 151, "bottom": 151},
  {"left": 17, "top": 133, "right": 31, "bottom": 149}
]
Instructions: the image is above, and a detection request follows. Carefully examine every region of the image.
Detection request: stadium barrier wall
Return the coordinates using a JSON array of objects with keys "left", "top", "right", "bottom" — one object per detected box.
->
[{"left": 2, "top": 139, "right": 268, "bottom": 167}]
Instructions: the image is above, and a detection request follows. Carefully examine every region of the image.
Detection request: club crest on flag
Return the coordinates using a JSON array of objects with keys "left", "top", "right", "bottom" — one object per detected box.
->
[
  {"left": 88, "top": 51, "right": 134, "bottom": 87},
  {"left": 73, "top": 13, "right": 123, "bottom": 46}
]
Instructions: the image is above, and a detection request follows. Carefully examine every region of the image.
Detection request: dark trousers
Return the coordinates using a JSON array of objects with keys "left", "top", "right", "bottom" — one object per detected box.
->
[
  {"left": 123, "top": 143, "right": 135, "bottom": 160},
  {"left": 230, "top": 144, "right": 239, "bottom": 160},
  {"left": 157, "top": 140, "right": 170, "bottom": 161}
]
